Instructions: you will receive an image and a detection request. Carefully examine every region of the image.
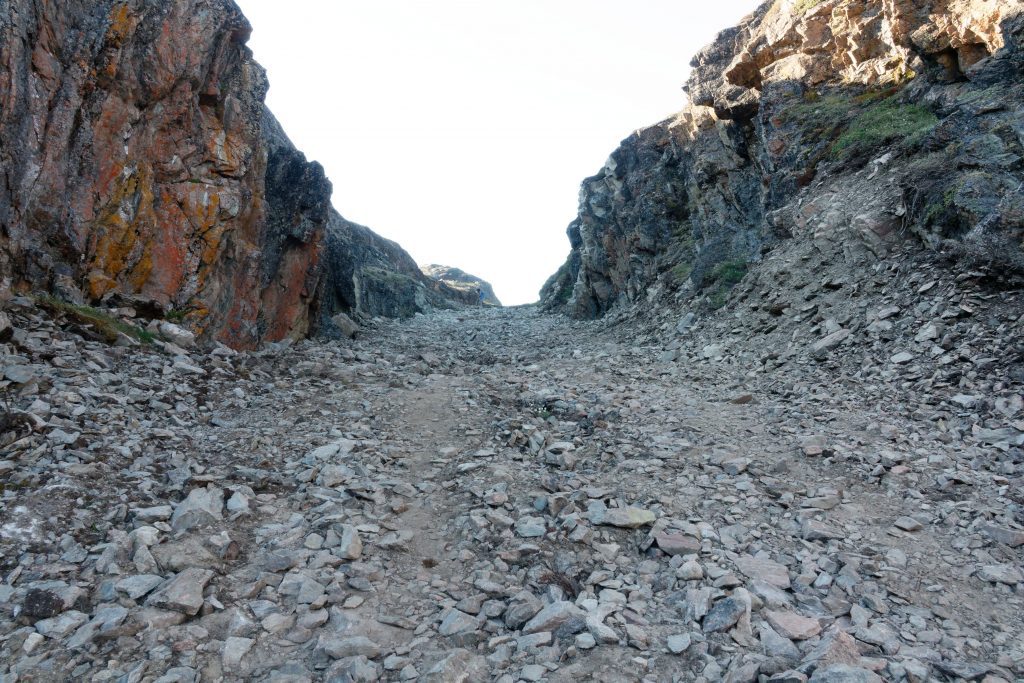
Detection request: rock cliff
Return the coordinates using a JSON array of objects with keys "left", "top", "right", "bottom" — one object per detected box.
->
[
  {"left": 0, "top": 0, "right": 454, "bottom": 349},
  {"left": 541, "top": 0, "right": 1024, "bottom": 317},
  {"left": 421, "top": 264, "right": 502, "bottom": 307}
]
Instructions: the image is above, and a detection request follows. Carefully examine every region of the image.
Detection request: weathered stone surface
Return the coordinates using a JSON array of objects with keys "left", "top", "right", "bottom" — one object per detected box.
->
[
  {"left": 4, "top": 3, "right": 1024, "bottom": 675},
  {"left": 736, "top": 556, "right": 790, "bottom": 589},
  {"left": 808, "top": 665, "right": 884, "bottom": 683},
  {"left": 422, "top": 649, "right": 489, "bottom": 683},
  {"left": 703, "top": 595, "right": 748, "bottom": 633},
  {"left": 765, "top": 610, "right": 822, "bottom": 641},
  {"left": 656, "top": 532, "right": 701, "bottom": 555},
  {"left": 0, "top": 0, "right": 465, "bottom": 349},
  {"left": 170, "top": 486, "right": 224, "bottom": 532},
  {"left": 596, "top": 507, "right": 656, "bottom": 528},
  {"left": 981, "top": 524, "right": 1024, "bottom": 548},
  {"left": 315, "top": 635, "right": 382, "bottom": 660},
  {"left": 146, "top": 568, "right": 213, "bottom": 615},
  {"left": 521, "top": 601, "right": 585, "bottom": 635},
  {"left": 438, "top": 609, "right": 481, "bottom": 637},
  {"left": 541, "top": 0, "right": 1024, "bottom": 317}
]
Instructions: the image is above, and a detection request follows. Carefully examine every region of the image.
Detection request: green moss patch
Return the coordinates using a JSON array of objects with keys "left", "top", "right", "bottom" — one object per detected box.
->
[{"left": 36, "top": 294, "right": 155, "bottom": 344}]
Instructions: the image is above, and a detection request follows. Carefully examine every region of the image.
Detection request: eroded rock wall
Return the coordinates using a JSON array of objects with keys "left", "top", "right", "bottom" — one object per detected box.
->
[
  {"left": 542, "top": 0, "right": 1024, "bottom": 317},
  {"left": 0, "top": 0, "right": 450, "bottom": 348}
]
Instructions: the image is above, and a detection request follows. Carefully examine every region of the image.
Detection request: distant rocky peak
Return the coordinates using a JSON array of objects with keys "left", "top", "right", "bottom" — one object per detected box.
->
[{"left": 421, "top": 265, "right": 502, "bottom": 307}]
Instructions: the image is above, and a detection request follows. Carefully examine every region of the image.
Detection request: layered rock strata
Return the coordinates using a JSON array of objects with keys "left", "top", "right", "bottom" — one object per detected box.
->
[{"left": 542, "top": 0, "right": 1024, "bottom": 317}]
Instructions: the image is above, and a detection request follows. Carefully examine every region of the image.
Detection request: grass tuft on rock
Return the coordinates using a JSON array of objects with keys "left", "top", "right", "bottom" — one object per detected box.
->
[
  {"left": 36, "top": 294, "right": 155, "bottom": 344},
  {"left": 710, "top": 260, "right": 749, "bottom": 287},
  {"left": 832, "top": 99, "right": 937, "bottom": 160}
]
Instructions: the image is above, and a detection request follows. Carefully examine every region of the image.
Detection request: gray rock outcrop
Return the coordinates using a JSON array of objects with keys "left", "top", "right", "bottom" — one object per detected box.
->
[{"left": 542, "top": 0, "right": 1024, "bottom": 318}]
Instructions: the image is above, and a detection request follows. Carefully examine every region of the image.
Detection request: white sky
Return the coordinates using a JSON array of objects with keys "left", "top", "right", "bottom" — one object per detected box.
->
[{"left": 235, "top": 0, "right": 764, "bottom": 305}]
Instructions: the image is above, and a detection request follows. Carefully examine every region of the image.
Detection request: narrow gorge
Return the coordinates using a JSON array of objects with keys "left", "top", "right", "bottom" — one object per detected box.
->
[{"left": 1, "top": 1, "right": 1022, "bottom": 682}]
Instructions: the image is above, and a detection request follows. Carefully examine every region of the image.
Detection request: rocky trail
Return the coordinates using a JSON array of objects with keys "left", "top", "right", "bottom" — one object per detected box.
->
[{"left": 1, "top": 293, "right": 1022, "bottom": 683}]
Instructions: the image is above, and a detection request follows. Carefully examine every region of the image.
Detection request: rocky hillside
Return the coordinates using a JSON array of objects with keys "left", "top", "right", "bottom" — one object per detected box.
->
[
  {"left": 0, "top": 0, "right": 459, "bottom": 349},
  {"left": 421, "top": 265, "right": 502, "bottom": 307},
  {"left": 541, "top": 0, "right": 1024, "bottom": 318}
]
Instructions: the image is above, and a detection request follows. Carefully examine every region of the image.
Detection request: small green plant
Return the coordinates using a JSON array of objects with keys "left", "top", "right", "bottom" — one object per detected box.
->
[
  {"left": 831, "top": 98, "right": 937, "bottom": 160},
  {"left": 710, "top": 260, "right": 749, "bottom": 287},
  {"left": 671, "top": 262, "right": 693, "bottom": 283},
  {"left": 923, "top": 188, "right": 958, "bottom": 226},
  {"left": 37, "top": 294, "right": 155, "bottom": 344},
  {"left": 166, "top": 309, "right": 187, "bottom": 322},
  {"left": 708, "top": 288, "right": 730, "bottom": 310}
]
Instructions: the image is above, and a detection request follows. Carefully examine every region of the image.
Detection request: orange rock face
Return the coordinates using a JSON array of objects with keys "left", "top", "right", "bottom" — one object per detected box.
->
[{"left": 0, "top": 0, "right": 325, "bottom": 348}]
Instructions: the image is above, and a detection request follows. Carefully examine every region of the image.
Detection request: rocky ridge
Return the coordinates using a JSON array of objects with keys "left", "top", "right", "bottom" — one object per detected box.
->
[
  {"left": 421, "top": 266, "right": 502, "bottom": 307},
  {"left": 541, "top": 0, "right": 1024, "bottom": 319},
  {"left": 0, "top": 0, "right": 464, "bottom": 350}
]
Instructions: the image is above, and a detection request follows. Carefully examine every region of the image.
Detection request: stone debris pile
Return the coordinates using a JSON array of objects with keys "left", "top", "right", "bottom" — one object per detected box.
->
[{"left": 0, "top": 286, "right": 1021, "bottom": 682}]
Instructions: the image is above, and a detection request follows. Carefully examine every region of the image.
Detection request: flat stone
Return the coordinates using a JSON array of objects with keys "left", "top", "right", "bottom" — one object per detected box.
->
[
  {"left": 422, "top": 649, "right": 489, "bottom": 682},
  {"left": 760, "top": 622, "right": 800, "bottom": 661},
  {"left": 115, "top": 574, "right": 164, "bottom": 600},
  {"left": 736, "top": 556, "right": 790, "bottom": 589},
  {"left": 981, "top": 524, "right": 1024, "bottom": 548},
  {"left": 67, "top": 606, "right": 128, "bottom": 648},
  {"left": 170, "top": 486, "right": 224, "bottom": 532},
  {"left": 855, "top": 623, "right": 900, "bottom": 654},
  {"left": 146, "top": 567, "right": 214, "bottom": 615},
  {"left": 522, "top": 601, "right": 584, "bottom": 635},
  {"left": 655, "top": 532, "right": 700, "bottom": 555},
  {"left": 765, "top": 610, "right": 822, "bottom": 640},
  {"left": 702, "top": 596, "right": 747, "bottom": 633},
  {"left": 438, "top": 609, "right": 481, "bottom": 636},
  {"left": 800, "top": 435, "right": 827, "bottom": 456},
  {"left": 667, "top": 633, "right": 692, "bottom": 654},
  {"left": 808, "top": 665, "right": 883, "bottom": 683},
  {"left": 222, "top": 636, "right": 255, "bottom": 667},
  {"left": 598, "top": 507, "right": 656, "bottom": 528},
  {"left": 893, "top": 516, "right": 923, "bottom": 531},
  {"left": 520, "top": 664, "right": 547, "bottom": 682},
  {"left": 515, "top": 516, "right": 547, "bottom": 537},
  {"left": 35, "top": 610, "right": 89, "bottom": 639},
  {"left": 976, "top": 564, "right": 1022, "bottom": 585},
  {"left": 316, "top": 635, "right": 382, "bottom": 659},
  {"left": 723, "top": 457, "right": 750, "bottom": 475},
  {"left": 133, "top": 505, "right": 173, "bottom": 522},
  {"left": 811, "top": 329, "right": 851, "bottom": 358},
  {"left": 801, "top": 520, "right": 844, "bottom": 541},
  {"left": 516, "top": 632, "right": 552, "bottom": 650}
]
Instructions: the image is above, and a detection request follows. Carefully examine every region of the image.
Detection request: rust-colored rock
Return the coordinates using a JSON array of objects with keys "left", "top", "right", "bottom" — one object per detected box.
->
[{"left": 0, "top": 0, "right": 459, "bottom": 348}]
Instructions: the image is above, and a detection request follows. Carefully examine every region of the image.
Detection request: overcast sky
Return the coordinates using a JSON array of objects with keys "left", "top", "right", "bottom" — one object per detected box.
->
[{"left": 235, "top": 0, "right": 763, "bottom": 305}]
